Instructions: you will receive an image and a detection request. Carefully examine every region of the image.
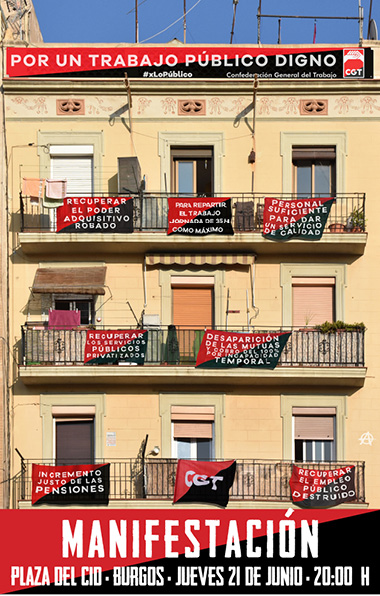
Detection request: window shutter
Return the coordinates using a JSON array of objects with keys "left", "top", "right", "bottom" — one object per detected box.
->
[
  {"left": 172, "top": 406, "right": 214, "bottom": 439},
  {"left": 292, "top": 277, "right": 335, "bottom": 327},
  {"left": 292, "top": 146, "right": 336, "bottom": 161},
  {"left": 172, "top": 286, "right": 213, "bottom": 328},
  {"left": 293, "top": 407, "right": 336, "bottom": 441},
  {"left": 50, "top": 156, "right": 93, "bottom": 195},
  {"left": 55, "top": 419, "right": 94, "bottom": 464}
]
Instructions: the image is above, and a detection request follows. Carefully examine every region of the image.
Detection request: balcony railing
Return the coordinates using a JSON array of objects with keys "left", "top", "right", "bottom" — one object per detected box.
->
[
  {"left": 21, "top": 326, "right": 365, "bottom": 368},
  {"left": 12, "top": 458, "right": 366, "bottom": 507},
  {"left": 19, "top": 192, "right": 366, "bottom": 234}
]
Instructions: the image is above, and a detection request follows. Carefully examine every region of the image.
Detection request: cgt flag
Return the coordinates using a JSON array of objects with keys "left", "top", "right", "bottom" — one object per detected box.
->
[
  {"left": 195, "top": 329, "right": 291, "bottom": 369},
  {"left": 173, "top": 459, "right": 236, "bottom": 508},
  {"left": 56, "top": 196, "right": 134, "bottom": 233},
  {"left": 263, "top": 197, "right": 335, "bottom": 241},
  {"left": 290, "top": 465, "right": 357, "bottom": 508},
  {"left": 167, "top": 197, "right": 234, "bottom": 236},
  {"left": 32, "top": 463, "right": 110, "bottom": 506},
  {"left": 84, "top": 329, "right": 148, "bottom": 365}
]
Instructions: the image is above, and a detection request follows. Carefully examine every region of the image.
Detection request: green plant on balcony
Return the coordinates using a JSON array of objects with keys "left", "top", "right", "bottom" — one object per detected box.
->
[
  {"left": 347, "top": 207, "right": 366, "bottom": 232},
  {"left": 314, "top": 320, "right": 366, "bottom": 334}
]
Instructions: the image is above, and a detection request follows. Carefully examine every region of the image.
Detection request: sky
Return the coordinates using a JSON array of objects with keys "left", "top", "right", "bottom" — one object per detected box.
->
[{"left": 31, "top": 0, "right": 380, "bottom": 46}]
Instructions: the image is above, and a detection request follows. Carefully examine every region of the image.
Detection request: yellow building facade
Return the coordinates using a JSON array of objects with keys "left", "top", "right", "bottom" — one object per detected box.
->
[{"left": 3, "top": 39, "right": 380, "bottom": 509}]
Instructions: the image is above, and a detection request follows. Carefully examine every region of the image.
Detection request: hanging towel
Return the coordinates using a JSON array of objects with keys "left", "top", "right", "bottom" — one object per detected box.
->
[
  {"left": 45, "top": 179, "right": 67, "bottom": 199},
  {"left": 22, "top": 178, "right": 45, "bottom": 203},
  {"left": 48, "top": 309, "right": 81, "bottom": 330}
]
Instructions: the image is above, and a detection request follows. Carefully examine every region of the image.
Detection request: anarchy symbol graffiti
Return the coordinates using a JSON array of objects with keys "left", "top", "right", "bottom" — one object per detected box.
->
[{"left": 358, "top": 431, "right": 375, "bottom": 446}]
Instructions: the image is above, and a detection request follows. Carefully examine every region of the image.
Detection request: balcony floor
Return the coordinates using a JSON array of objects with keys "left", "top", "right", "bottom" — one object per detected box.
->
[
  {"left": 19, "top": 364, "right": 367, "bottom": 387},
  {"left": 18, "top": 231, "right": 367, "bottom": 256}
]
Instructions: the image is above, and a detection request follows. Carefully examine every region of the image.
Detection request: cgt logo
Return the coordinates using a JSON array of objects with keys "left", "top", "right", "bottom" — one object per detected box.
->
[
  {"left": 185, "top": 470, "right": 223, "bottom": 490},
  {"left": 343, "top": 48, "right": 365, "bottom": 78}
]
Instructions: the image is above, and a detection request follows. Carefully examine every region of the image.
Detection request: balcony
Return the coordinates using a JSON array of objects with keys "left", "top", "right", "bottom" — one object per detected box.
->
[
  {"left": 19, "top": 326, "right": 366, "bottom": 387},
  {"left": 18, "top": 193, "right": 367, "bottom": 255},
  {"left": 12, "top": 458, "right": 366, "bottom": 509}
]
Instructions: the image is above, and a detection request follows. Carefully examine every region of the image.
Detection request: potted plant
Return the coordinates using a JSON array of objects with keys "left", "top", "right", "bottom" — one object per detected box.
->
[
  {"left": 314, "top": 320, "right": 366, "bottom": 334},
  {"left": 348, "top": 207, "right": 366, "bottom": 232},
  {"left": 328, "top": 222, "right": 345, "bottom": 233}
]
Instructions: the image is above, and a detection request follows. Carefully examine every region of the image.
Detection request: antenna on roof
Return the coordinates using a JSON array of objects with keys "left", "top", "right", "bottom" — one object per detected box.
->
[
  {"left": 257, "top": 0, "right": 365, "bottom": 45},
  {"left": 230, "top": 0, "right": 239, "bottom": 44}
]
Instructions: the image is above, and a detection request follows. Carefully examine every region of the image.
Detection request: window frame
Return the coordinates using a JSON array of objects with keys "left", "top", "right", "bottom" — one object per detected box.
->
[
  {"left": 280, "top": 264, "right": 346, "bottom": 328},
  {"left": 280, "top": 132, "right": 347, "bottom": 195},
  {"left": 281, "top": 394, "right": 347, "bottom": 461},
  {"left": 159, "top": 393, "right": 225, "bottom": 459}
]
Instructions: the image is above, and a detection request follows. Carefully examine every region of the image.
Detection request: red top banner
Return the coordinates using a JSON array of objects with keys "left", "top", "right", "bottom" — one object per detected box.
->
[{"left": 5, "top": 47, "right": 373, "bottom": 80}]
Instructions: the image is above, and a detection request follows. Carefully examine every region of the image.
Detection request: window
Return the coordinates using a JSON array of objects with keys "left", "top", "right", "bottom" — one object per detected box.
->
[
  {"left": 159, "top": 393, "right": 225, "bottom": 459},
  {"left": 53, "top": 294, "right": 95, "bottom": 325},
  {"left": 55, "top": 418, "right": 95, "bottom": 465},
  {"left": 292, "top": 277, "right": 335, "bottom": 327},
  {"left": 292, "top": 146, "right": 336, "bottom": 196},
  {"left": 171, "top": 406, "right": 215, "bottom": 460},
  {"left": 49, "top": 145, "right": 94, "bottom": 196},
  {"left": 171, "top": 276, "right": 214, "bottom": 361},
  {"left": 280, "top": 264, "right": 346, "bottom": 328},
  {"left": 293, "top": 407, "right": 336, "bottom": 462},
  {"left": 171, "top": 147, "right": 213, "bottom": 196}
]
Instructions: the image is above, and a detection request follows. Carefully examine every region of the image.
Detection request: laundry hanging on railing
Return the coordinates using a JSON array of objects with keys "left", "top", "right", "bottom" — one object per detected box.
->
[
  {"left": 195, "top": 329, "right": 291, "bottom": 369},
  {"left": 48, "top": 309, "right": 81, "bottom": 330},
  {"left": 43, "top": 179, "right": 67, "bottom": 208},
  {"left": 262, "top": 197, "right": 335, "bottom": 241},
  {"left": 22, "top": 178, "right": 46, "bottom": 204}
]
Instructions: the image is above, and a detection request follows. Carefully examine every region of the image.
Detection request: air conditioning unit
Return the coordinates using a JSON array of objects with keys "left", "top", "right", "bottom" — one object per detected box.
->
[{"left": 117, "top": 157, "right": 142, "bottom": 194}]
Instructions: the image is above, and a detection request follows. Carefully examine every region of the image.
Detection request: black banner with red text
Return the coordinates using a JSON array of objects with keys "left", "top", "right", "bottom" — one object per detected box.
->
[
  {"left": 195, "top": 330, "right": 291, "bottom": 369},
  {"left": 262, "top": 197, "right": 335, "bottom": 241},
  {"left": 290, "top": 465, "right": 357, "bottom": 508},
  {"left": 6, "top": 47, "right": 373, "bottom": 80},
  {"left": 173, "top": 460, "right": 236, "bottom": 508},
  {"left": 84, "top": 330, "right": 148, "bottom": 365},
  {"left": 167, "top": 198, "right": 233, "bottom": 236},
  {"left": 56, "top": 197, "right": 133, "bottom": 233},
  {"left": 32, "top": 464, "right": 110, "bottom": 506}
]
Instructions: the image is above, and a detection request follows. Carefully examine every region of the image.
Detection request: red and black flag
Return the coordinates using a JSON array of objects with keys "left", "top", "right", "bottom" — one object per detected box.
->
[
  {"left": 32, "top": 463, "right": 110, "bottom": 506},
  {"left": 167, "top": 197, "right": 234, "bottom": 236},
  {"left": 263, "top": 197, "right": 335, "bottom": 241},
  {"left": 84, "top": 329, "right": 148, "bottom": 365},
  {"left": 195, "top": 329, "right": 291, "bottom": 369},
  {"left": 56, "top": 197, "right": 133, "bottom": 233},
  {"left": 173, "top": 460, "right": 236, "bottom": 508},
  {"left": 290, "top": 464, "right": 356, "bottom": 508}
]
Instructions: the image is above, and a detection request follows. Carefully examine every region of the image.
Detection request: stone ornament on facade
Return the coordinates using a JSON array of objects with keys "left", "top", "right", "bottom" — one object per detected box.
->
[
  {"left": 178, "top": 99, "right": 206, "bottom": 115},
  {"left": 56, "top": 99, "right": 85, "bottom": 115},
  {"left": 300, "top": 99, "right": 328, "bottom": 115}
]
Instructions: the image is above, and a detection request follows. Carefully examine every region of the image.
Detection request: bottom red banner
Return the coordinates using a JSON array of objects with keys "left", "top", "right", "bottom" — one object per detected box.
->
[{"left": 0, "top": 508, "right": 378, "bottom": 594}]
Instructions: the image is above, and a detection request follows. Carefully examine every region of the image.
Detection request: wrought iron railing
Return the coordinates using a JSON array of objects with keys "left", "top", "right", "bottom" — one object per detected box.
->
[
  {"left": 19, "top": 192, "right": 366, "bottom": 234},
  {"left": 12, "top": 458, "right": 366, "bottom": 507},
  {"left": 20, "top": 326, "right": 365, "bottom": 368}
]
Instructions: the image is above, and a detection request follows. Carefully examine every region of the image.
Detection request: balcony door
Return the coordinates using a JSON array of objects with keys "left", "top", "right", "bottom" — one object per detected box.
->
[
  {"left": 171, "top": 147, "right": 213, "bottom": 196},
  {"left": 292, "top": 146, "right": 336, "bottom": 196},
  {"left": 292, "top": 277, "right": 335, "bottom": 328},
  {"left": 172, "top": 278, "right": 214, "bottom": 362}
]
